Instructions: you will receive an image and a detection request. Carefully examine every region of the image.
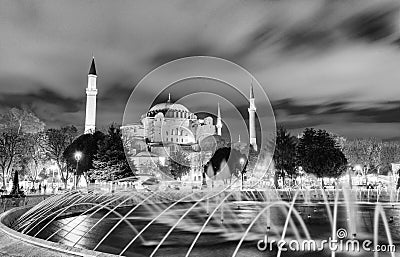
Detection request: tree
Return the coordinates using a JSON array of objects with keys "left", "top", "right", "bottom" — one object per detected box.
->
[
  {"left": 44, "top": 126, "right": 78, "bottom": 188},
  {"left": 157, "top": 162, "right": 173, "bottom": 178},
  {"left": 379, "top": 142, "right": 400, "bottom": 175},
  {"left": 63, "top": 131, "right": 103, "bottom": 186},
  {"left": 169, "top": 150, "right": 191, "bottom": 180},
  {"left": 20, "top": 132, "right": 47, "bottom": 183},
  {"left": 296, "top": 128, "right": 347, "bottom": 187},
  {"left": 343, "top": 138, "right": 382, "bottom": 174},
  {"left": 38, "top": 167, "right": 49, "bottom": 181},
  {"left": 203, "top": 147, "right": 247, "bottom": 180},
  {"left": 343, "top": 139, "right": 400, "bottom": 178},
  {"left": 0, "top": 108, "right": 44, "bottom": 188},
  {"left": 89, "top": 124, "right": 137, "bottom": 182},
  {"left": 272, "top": 126, "right": 297, "bottom": 188},
  {"left": 9, "top": 170, "right": 24, "bottom": 197}
]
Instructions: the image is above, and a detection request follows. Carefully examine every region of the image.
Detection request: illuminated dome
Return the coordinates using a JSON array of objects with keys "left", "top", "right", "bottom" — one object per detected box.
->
[{"left": 146, "top": 102, "right": 191, "bottom": 117}]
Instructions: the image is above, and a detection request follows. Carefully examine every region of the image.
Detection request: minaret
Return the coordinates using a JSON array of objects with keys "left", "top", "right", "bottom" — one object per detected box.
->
[
  {"left": 248, "top": 81, "right": 257, "bottom": 151},
  {"left": 84, "top": 57, "right": 98, "bottom": 134},
  {"left": 216, "top": 103, "right": 222, "bottom": 136}
]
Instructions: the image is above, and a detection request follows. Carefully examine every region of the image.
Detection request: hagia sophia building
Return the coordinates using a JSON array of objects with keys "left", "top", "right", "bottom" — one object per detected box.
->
[{"left": 83, "top": 58, "right": 257, "bottom": 182}]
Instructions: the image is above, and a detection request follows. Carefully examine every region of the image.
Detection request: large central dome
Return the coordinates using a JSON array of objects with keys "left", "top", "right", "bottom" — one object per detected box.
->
[{"left": 146, "top": 102, "right": 191, "bottom": 117}]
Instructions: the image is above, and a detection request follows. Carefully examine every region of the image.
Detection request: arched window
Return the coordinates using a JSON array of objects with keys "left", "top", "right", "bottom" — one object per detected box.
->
[
  {"left": 171, "top": 129, "right": 174, "bottom": 135},
  {"left": 166, "top": 131, "right": 168, "bottom": 135},
  {"left": 176, "top": 128, "right": 179, "bottom": 135},
  {"left": 181, "top": 130, "right": 184, "bottom": 136}
]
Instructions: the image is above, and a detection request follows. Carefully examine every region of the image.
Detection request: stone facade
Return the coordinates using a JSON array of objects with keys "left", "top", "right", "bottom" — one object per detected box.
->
[{"left": 122, "top": 100, "right": 220, "bottom": 182}]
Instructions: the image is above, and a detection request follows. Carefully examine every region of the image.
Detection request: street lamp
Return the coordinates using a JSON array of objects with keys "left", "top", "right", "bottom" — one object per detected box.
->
[
  {"left": 240, "top": 158, "right": 245, "bottom": 191},
  {"left": 354, "top": 165, "right": 362, "bottom": 186},
  {"left": 347, "top": 164, "right": 353, "bottom": 190},
  {"left": 50, "top": 164, "right": 57, "bottom": 193},
  {"left": 74, "top": 151, "right": 82, "bottom": 190},
  {"left": 364, "top": 164, "right": 368, "bottom": 185},
  {"left": 298, "top": 166, "right": 304, "bottom": 189}
]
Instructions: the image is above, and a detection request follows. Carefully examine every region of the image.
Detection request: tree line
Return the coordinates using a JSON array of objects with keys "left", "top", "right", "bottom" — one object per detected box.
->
[
  {"left": 0, "top": 107, "right": 134, "bottom": 190},
  {"left": 3, "top": 107, "right": 399, "bottom": 190},
  {"left": 273, "top": 126, "right": 400, "bottom": 188},
  {"left": 342, "top": 138, "right": 400, "bottom": 176},
  {"left": 273, "top": 127, "right": 347, "bottom": 188}
]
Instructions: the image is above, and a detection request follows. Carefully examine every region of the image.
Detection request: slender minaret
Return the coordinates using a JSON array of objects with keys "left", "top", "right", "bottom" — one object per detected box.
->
[
  {"left": 248, "top": 81, "right": 257, "bottom": 151},
  {"left": 216, "top": 103, "right": 222, "bottom": 136},
  {"left": 84, "top": 57, "right": 98, "bottom": 134}
]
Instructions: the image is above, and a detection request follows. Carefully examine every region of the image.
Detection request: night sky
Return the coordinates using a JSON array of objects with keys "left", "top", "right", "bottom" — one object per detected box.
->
[{"left": 1, "top": 0, "right": 400, "bottom": 139}]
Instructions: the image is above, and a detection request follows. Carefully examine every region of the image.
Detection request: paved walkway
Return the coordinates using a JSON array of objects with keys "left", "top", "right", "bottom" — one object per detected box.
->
[
  {"left": 0, "top": 205, "right": 115, "bottom": 256},
  {"left": 0, "top": 199, "right": 75, "bottom": 256},
  {"left": 0, "top": 229, "right": 74, "bottom": 257},
  {"left": 0, "top": 195, "right": 77, "bottom": 257}
]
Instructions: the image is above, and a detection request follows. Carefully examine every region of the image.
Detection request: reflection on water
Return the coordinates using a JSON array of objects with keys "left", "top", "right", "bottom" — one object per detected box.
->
[{"left": 27, "top": 201, "right": 400, "bottom": 257}]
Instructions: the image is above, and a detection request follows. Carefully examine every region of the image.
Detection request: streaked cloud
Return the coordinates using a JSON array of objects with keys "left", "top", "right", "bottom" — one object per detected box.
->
[{"left": 1, "top": 0, "right": 400, "bottom": 139}]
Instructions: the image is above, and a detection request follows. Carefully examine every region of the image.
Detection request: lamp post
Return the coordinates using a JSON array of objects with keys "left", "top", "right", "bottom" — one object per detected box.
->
[
  {"left": 298, "top": 166, "right": 304, "bottom": 189},
  {"left": 74, "top": 151, "right": 82, "bottom": 190},
  {"left": 347, "top": 164, "right": 353, "bottom": 190},
  {"left": 240, "top": 158, "right": 245, "bottom": 191},
  {"left": 354, "top": 164, "right": 361, "bottom": 186},
  {"left": 50, "top": 164, "right": 56, "bottom": 193},
  {"left": 52, "top": 167, "right": 55, "bottom": 189}
]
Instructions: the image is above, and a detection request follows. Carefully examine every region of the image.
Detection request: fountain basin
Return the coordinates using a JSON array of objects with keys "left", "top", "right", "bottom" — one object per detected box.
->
[{"left": 4, "top": 190, "right": 400, "bottom": 257}]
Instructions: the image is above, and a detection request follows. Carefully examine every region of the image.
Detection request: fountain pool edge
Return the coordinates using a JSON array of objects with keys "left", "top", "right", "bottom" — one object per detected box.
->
[{"left": 0, "top": 205, "right": 118, "bottom": 257}]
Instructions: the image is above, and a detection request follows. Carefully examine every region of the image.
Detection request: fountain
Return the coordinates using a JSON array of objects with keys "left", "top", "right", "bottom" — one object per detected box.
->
[
  {"left": 0, "top": 174, "right": 397, "bottom": 257},
  {"left": 2, "top": 102, "right": 399, "bottom": 256}
]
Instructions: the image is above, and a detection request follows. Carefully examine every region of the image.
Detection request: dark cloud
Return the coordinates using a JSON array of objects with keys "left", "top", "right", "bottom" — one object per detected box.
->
[
  {"left": 0, "top": 88, "right": 82, "bottom": 114},
  {"left": 99, "top": 83, "right": 133, "bottom": 103},
  {"left": 0, "top": 88, "right": 83, "bottom": 128},
  {"left": 341, "top": 2, "right": 400, "bottom": 42},
  {"left": 1, "top": 0, "right": 400, "bottom": 138},
  {"left": 273, "top": 99, "right": 400, "bottom": 131},
  {"left": 272, "top": 99, "right": 321, "bottom": 116},
  {"left": 342, "top": 102, "right": 400, "bottom": 123},
  {"left": 149, "top": 44, "right": 213, "bottom": 67},
  {"left": 238, "top": 0, "right": 400, "bottom": 57}
]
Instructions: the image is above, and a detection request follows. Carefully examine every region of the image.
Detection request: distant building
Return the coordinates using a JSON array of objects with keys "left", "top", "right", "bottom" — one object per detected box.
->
[
  {"left": 122, "top": 95, "right": 223, "bottom": 181},
  {"left": 121, "top": 87, "right": 258, "bottom": 182},
  {"left": 248, "top": 82, "right": 257, "bottom": 151},
  {"left": 135, "top": 94, "right": 218, "bottom": 145},
  {"left": 82, "top": 58, "right": 259, "bottom": 182},
  {"left": 85, "top": 57, "right": 98, "bottom": 134}
]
